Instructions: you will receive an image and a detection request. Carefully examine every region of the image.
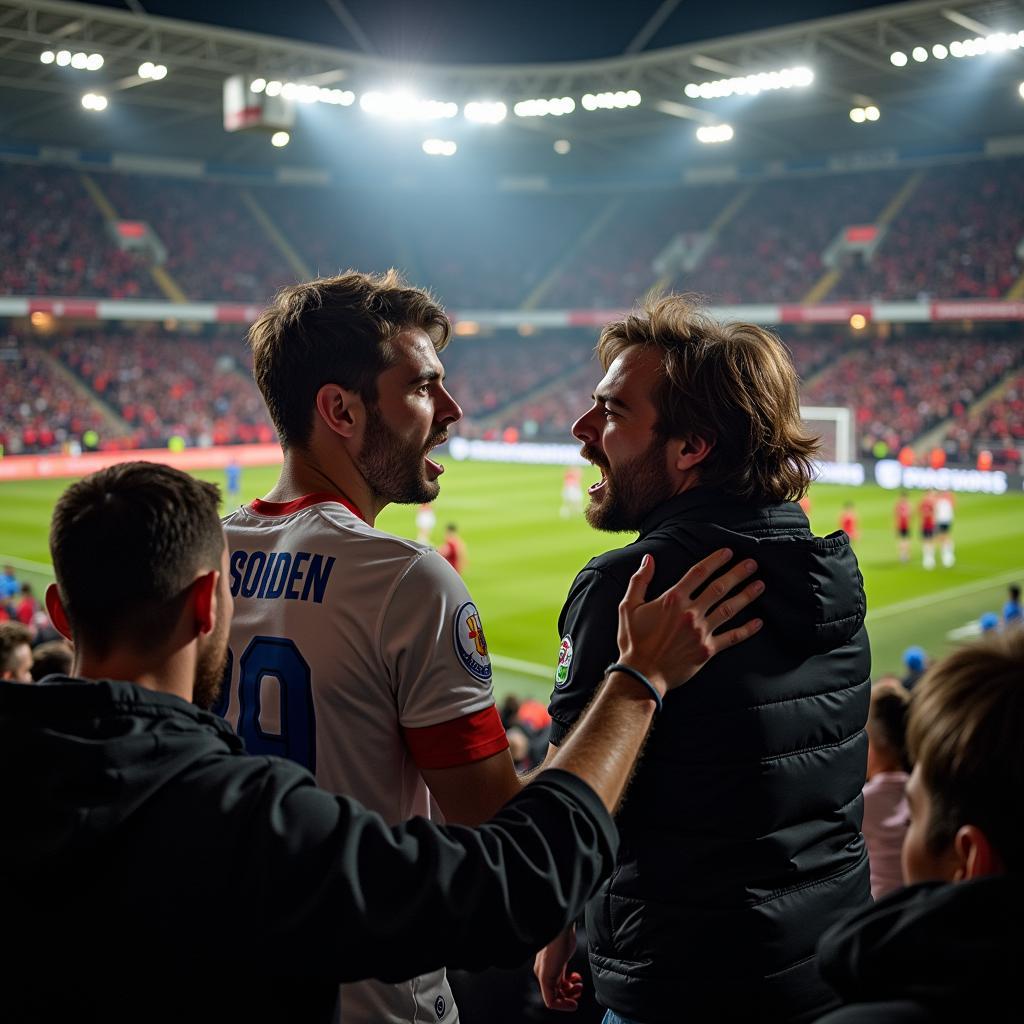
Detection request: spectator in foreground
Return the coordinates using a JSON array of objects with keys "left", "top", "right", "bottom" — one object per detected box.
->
[
  {"left": 862, "top": 681, "right": 911, "bottom": 900},
  {"left": 816, "top": 629, "right": 1024, "bottom": 1022},
  {"left": 0, "top": 461, "right": 763, "bottom": 1024},
  {"left": 0, "top": 621, "right": 32, "bottom": 682},
  {"left": 29, "top": 638, "right": 74, "bottom": 681}
]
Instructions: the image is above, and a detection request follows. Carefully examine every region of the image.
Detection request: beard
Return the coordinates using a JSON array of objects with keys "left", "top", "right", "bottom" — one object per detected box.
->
[
  {"left": 358, "top": 403, "right": 447, "bottom": 506},
  {"left": 193, "top": 607, "right": 230, "bottom": 711},
  {"left": 583, "top": 437, "right": 675, "bottom": 533}
]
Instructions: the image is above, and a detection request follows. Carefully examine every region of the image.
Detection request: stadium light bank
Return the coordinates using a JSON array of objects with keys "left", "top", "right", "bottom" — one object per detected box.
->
[
  {"left": 684, "top": 65, "right": 813, "bottom": 100},
  {"left": 890, "top": 30, "right": 1024, "bottom": 66}
]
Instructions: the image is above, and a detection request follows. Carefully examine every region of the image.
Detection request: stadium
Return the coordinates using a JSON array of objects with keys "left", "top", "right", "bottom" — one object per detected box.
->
[{"left": 1, "top": 0, "right": 1023, "bottom": 1020}]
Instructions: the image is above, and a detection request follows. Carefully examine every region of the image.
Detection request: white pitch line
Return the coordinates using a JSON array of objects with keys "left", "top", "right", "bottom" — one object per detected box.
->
[
  {"left": 867, "top": 567, "right": 1024, "bottom": 621},
  {"left": 490, "top": 654, "right": 552, "bottom": 679}
]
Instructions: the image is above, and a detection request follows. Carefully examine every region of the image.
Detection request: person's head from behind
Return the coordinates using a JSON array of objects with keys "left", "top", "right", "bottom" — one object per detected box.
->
[
  {"left": 446, "top": 523, "right": 458, "bottom": 536},
  {"left": 1010, "top": 584, "right": 1021, "bottom": 604},
  {"left": 29, "top": 639, "right": 74, "bottom": 681},
  {"left": 249, "top": 270, "right": 461, "bottom": 509},
  {"left": 903, "top": 629, "right": 1024, "bottom": 885},
  {"left": 46, "top": 462, "right": 231, "bottom": 709},
  {"left": 573, "top": 295, "right": 819, "bottom": 532},
  {"left": 0, "top": 622, "right": 33, "bottom": 683},
  {"left": 866, "top": 680, "right": 910, "bottom": 779}
]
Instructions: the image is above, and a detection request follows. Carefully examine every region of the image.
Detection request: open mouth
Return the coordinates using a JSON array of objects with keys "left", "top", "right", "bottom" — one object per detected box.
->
[
  {"left": 588, "top": 471, "right": 607, "bottom": 495},
  {"left": 581, "top": 447, "right": 608, "bottom": 494},
  {"left": 424, "top": 435, "right": 447, "bottom": 478}
]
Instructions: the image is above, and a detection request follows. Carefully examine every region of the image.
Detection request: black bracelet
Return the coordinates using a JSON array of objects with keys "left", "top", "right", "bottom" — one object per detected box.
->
[{"left": 604, "top": 662, "right": 663, "bottom": 712}]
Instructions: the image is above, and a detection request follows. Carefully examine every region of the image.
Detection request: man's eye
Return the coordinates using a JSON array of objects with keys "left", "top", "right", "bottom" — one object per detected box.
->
[{"left": 603, "top": 409, "right": 617, "bottom": 419}]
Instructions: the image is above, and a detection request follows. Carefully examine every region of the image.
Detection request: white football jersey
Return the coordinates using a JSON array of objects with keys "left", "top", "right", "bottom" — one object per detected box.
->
[{"left": 220, "top": 492, "right": 506, "bottom": 1024}]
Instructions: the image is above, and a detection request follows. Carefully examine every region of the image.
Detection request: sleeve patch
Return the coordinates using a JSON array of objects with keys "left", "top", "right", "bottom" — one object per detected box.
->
[
  {"left": 453, "top": 601, "right": 492, "bottom": 682},
  {"left": 555, "top": 634, "right": 574, "bottom": 689},
  {"left": 403, "top": 705, "right": 509, "bottom": 770}
]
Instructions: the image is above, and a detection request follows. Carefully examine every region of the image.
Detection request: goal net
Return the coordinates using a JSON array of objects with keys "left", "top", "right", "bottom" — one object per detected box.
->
[{"left": 801, "top": 406, "right": 854, "bottom": 464}]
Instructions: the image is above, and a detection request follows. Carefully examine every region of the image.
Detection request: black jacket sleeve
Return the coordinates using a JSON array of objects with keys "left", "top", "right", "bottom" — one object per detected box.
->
[
  {"left": 547, "top": 566, "right": 626, "bottom": 746},
  {"left": 238, "top": 766, "right": 618, "bottom": 982}
]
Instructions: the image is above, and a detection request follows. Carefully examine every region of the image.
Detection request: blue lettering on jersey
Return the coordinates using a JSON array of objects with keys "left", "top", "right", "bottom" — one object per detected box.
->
[{"left": 229, "top": 550, "right": 336, "bottom": 603}]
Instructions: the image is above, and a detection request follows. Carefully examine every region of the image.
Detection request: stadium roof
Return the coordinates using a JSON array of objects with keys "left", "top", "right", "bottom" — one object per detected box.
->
[{"left": 2, "top": 0, "right": 1024, "bottom": 173}]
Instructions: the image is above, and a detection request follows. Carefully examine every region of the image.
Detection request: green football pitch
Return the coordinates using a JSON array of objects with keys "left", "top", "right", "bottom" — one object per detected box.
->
[{"left": 2, "top": 461, "right": 1022, "bottom": 702}]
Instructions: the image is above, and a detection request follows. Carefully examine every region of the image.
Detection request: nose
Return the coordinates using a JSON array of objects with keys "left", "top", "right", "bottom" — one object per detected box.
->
[
  {"left": 572, "top": 404, "right": 600, "bottom": 444},
  {"left": 438, "top": 385, "right": 462, "bottom": 427}
]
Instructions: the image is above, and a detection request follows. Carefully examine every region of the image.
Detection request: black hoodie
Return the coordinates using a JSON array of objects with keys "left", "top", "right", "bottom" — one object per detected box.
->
[
  {"left": 0, "top": 677, "right": 617, "bottom": 1024},
  {"left": 548, "top": 488, "right": 872, "bottom": 1023},
  {"left": 816, "top": 877, "right": 1021, "bottom": 1022}
]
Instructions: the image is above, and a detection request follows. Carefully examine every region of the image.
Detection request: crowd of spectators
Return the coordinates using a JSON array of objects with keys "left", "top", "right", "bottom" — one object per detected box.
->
[
  {"left": 833, "top": 159, "right": 1024, "bottom": 300},
  {"left": 943, "top": 371, "right": 1024, "bottom": 470},
  {"left": 101, "top": 175, "right": 294, "bottom": 303},
  {"left": 4, "top": 155, "right": 1024, "bottom": 308},
  {"left": 52, "top": 328, "right": 274, "bottom": 449},
  {"left": 0, "top": 164, "right": 156, "bottom": 299},
  {"left": 802, "top": 335, "right": 1022, "bottom": 460},
  {"left": 0, "top": 341, "right": 109, "bottom": 455}
]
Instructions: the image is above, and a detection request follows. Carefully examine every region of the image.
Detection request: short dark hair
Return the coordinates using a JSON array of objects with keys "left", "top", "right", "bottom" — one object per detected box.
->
[
  {"left": 907, "top": 629, "right": 1024, "bottom": 871},
  {"left": 596, "top": 295, "right": 819, "bottom": 503},
  {"left": 1011, "top": 584, "right": 1021, "bottom": 601},
  {"left": 868, "top": 681, "right": 910, "bottom": 771},
  {"left": 49, "top": 462, "right": 224, "bottom": 657},
  {"left": 0, "top": 622, "right": 32, "bottom": 674},
  {"left": 29, "top": 639, "right": 73, "bottom": 681},
  {"left": 249, "top": 269, "right": 451, "bottom": 449}
]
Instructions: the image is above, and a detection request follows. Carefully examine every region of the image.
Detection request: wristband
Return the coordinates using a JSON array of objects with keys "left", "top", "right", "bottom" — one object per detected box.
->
[{"left": 604, "top": 662, "right": 663, "bottom": 712}]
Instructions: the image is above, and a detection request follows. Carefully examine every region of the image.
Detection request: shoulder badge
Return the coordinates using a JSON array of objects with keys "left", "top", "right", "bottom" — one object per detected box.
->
[
  {"left": 554, "top": 634, "right": 574, "bottom": 689},
  {"left": 453, "top": 602, "right": 492, "bottom": 682}
]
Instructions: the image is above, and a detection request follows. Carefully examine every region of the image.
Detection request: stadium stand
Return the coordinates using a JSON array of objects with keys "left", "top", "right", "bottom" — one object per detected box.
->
[
  {"left": 0, "top": 342, "right": 108, "bottom": 455},
  {"left": 0, "top": 164, "right": 155, "bottom": 299},
  {"left": 831, "top": 159, "right": 1024, "bottom": 300},
  {"left": 943, "top": 372, "right": 1024, "bottom": 470},
  {"left": 52, "top": 329, "right": 274, "bottom": 449}
]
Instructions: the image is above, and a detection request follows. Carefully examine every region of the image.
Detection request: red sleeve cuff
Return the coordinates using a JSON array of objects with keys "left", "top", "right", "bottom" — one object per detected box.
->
[{"left": 403, "top": 705, "right": 509, "bottom": 770}]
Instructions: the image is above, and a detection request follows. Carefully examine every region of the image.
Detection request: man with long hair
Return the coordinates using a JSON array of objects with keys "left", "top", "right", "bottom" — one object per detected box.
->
[{"left": 535, "top": 297, "right": 871, "bottom": 1024}]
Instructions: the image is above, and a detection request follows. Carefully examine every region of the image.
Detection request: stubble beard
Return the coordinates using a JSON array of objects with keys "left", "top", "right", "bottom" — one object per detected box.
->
[
  {"left": 358, "top": 403, "right": 446, "bottom": 506},
  {"left": 584, "top": 438, "right": 675, "bottom": 533}
]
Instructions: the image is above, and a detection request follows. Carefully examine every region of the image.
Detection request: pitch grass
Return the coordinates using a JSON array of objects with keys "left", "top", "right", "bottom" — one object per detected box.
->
[{"left": 2, "top": 461, "right": 1023, "bottom": 703}]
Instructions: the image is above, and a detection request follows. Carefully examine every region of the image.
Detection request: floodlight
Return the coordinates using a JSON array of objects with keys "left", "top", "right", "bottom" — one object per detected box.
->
[
  {"left": 86, "top": 53, "right": 104, "bottom": 70},
  {"left": 81, "top": 93, "right": 107, "bottom": 111},
  {"left": 56, "top": 50, "right": 71, "bottom": 66},
  {"left": 684, "top": 83, "right": 700, "bottom": 98},
  {"left": 932, "top": 43, "right": 948, "bottom": 59},
  {"left": 696, "top": 123, "right": 733, "bottom": 143},
  {"left": 513, "top": 96, "right": 575, "bottom": 117},
  {"left": 849, "top": 107, "right": 866, "bottom": 123},
  {"left": 1019, "top": 81, "right": 1024, "bottom": 99},
  {"left": 849, "top": 313, "right": 867, "bottom": 330},
  {"left": 582, "top": 93, "right": 597, "bottom": 110},
  {"left": 151, "top": 64, "right": 167, "bottom": 80},
  {"left": 912, "top": 46, "right": 928, "bottom": 62},
  {"left": 890, "top": 50, "right": 908, "bottom": 66},
  {"left": 864, "top": 105, "right": 880, "bottom": 121},
  {"left": 554, "top": 138, "right": 571, "bottom": 154},
  {"left": 265, "top": 80, "right": 283, "bottom": 96},
  {"left": 271, "top": 131, "right": 290, "bottom": 147},
  {"left": 139, "top": 61, "right": 154, "bottom": 78},
  {"left": 250, "top": 78, "right": 267, "bottom": 94},
  {"left": 950, "top": 41, "right": 965, "bottom": 57},
  {"left": 360, "top": 91, "right": 458, "bottom": 120},
  {"left": 422, "top": 138, "right": 457, "bottom": 156},
  {"left": 71, "top": 52, "right": 88, "bottom": 69},
  {"left": 684, "top": 65, "right": 812, "bottom": 101},
  {"left": 464, "top": 101, "right": 507, "bottom": 123},
  {"left": 40, "top": 51, "right": 55, "bottom": 64}
]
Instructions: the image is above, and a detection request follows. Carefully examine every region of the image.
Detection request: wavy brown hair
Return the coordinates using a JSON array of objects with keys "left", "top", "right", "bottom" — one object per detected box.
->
[
  {"left": 250, "top": 269, "right": 450, "bottom": 449},
  {"left": 596, "top": 295, "right": 819, "bottom": 503}
]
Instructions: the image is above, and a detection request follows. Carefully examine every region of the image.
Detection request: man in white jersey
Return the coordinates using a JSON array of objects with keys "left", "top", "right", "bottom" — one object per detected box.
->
[
  {"left": 220, "top": 271, "right": 519, "bottom": 1024},
  {"left": 935, "top": 490, "right": 955, "bottom": 567}
]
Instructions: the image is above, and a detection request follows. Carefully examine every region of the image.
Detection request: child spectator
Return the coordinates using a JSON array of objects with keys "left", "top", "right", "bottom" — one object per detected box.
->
[
  {"left": 816, "top": 629, "right": 1024, "bottom": 1022},
  {"left": 863, "top": 681, "right": 911, "bottom": 900},
  {"left": 1005, "top": 584, "right": 1022, "bottom": 627}
]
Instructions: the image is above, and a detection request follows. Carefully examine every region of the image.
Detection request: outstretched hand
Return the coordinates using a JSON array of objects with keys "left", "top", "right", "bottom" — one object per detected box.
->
[{"left": 616, "top": 548, "right": 764, "bottom": 696}]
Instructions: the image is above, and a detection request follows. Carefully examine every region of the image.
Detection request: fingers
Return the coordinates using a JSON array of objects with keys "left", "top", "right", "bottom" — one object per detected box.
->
[
  {"left": 709, "top": 615, "right": 764, "bottom": 654},
  {"left": 620, "top": 552, "right": 655, "bottom": 611},
  {"left": 691, "top": 556, "right": 760, "bottom": 615},
  {"left": 538, "top": 969, "right": 582, "bottom": 1011},
  {"left": 708, "top": 577, "right": 765, "bottom": 630}
]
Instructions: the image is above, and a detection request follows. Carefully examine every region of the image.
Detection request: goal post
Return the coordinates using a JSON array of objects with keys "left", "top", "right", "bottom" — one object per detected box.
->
[{"left": 801, "top": 406, "right": 854, "bottom": 464}]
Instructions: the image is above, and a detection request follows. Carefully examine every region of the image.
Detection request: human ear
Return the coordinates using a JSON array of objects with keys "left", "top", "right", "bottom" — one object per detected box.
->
[
  {"left": 314, "top": 383, "right": 361, "bottom": 440},
  {"left": 674, "top": 435, "right": 714, "bottom": 473},
  {"left": 44, "top": 583, "right": 73, "bottom": 641},
  {"left": 952, "top": 824, "right": 1005, "bottom": 881},
  {"left": 191, "top": 571, "right": 218, "bottom": 637}
]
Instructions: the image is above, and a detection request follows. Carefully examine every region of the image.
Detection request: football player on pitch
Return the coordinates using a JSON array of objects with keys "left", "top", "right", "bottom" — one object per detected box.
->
[{"left": 221, "top": 271, "right": 519, "bottom": 1024}]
